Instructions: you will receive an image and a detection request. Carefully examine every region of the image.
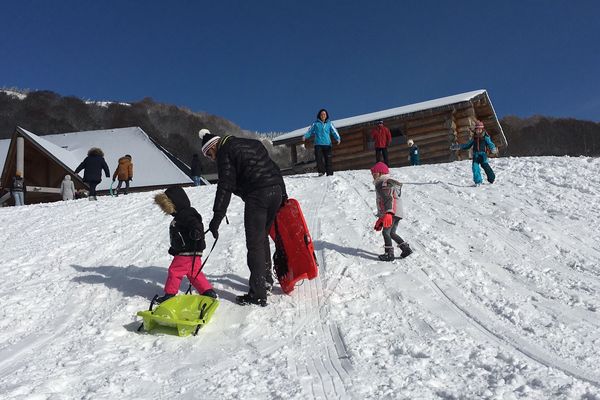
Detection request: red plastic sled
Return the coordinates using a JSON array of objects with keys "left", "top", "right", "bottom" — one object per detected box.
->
[{"left": 269, "top": 198, "right": 319, "bottom": 294}]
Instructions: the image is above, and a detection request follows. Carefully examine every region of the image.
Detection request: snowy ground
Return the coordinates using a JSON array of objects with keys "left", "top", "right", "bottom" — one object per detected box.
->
[{"left": 1, "top": 156, "right": 599, "bottom": 399}]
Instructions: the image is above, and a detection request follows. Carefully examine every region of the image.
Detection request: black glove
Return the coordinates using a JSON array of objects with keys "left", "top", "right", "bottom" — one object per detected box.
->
[
  {"left": 280, "top": 193, "right": 288, "bottom": 208},
  {"left": 112, "top": 178, "right": 116, "bottom": 182},
  {"left": 208, "top": 218, "right": 220, "bottom": 239}
]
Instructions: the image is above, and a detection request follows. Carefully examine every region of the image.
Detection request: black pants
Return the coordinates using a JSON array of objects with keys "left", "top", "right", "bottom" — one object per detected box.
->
[
  {"left": 244, "top": 185, "right": 282, "bottom": 299},
  {"left": 116, "top": 179, "right": 130, "bottom": 194},
  {"left": 88, "top": 181, "right": 100, "bottom": 197},
  {"left": 375, "top": 148, "right": 389, "bottom": 165},
  {"left": 382, "top": 217, "right": 404, "bottom": 248},
  {"left": 314, "top": 145, "right": 333, "bottom": 175}
]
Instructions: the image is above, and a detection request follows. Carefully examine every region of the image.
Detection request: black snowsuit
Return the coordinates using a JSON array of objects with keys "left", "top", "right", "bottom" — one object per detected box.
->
[{"left": 210, "top": 135, "right": 287, "bottom": 300}]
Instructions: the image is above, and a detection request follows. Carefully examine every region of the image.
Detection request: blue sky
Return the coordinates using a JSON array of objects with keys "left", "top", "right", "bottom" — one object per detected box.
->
[{"left": 1, "top": 1, "right": 598, "bottom": 133}]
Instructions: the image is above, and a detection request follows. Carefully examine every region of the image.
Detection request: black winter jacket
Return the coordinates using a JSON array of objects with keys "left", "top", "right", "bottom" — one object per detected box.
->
[
  {"left": 165, "top": 187, "right": 206, "bottom": 256},
  {"left": 75, "top": 148, "right": 110, "bottom": 183},
  {"left": 212, "top": 136, "right": 287, "bottom": 222}
]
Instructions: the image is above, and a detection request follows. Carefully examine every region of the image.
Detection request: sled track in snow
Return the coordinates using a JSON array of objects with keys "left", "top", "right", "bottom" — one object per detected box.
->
[
  {"left": 289, "top": 176, "right": 353, "bottom": 399},
  {"left": 352, "top": 174, "right": 600, "bottom": 388}
]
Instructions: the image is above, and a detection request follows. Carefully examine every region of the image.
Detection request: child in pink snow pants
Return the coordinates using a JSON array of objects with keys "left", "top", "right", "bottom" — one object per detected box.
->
[{"left": 154, "top": 186, "right": 216, "bottom": 303}]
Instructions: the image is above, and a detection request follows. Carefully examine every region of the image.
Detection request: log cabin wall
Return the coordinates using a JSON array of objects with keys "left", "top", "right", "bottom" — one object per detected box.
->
[{"left": 280, "top": 92, "right": 506, "bottom": 174}]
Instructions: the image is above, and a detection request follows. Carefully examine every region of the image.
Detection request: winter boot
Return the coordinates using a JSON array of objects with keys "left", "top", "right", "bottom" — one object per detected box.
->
[
  {"left": 155, "top": 293, "right": 175, "bottom": 304},
  {"left": 201, "top": 289, "right": 218, "bottom": 299},
  {"left": 378, "top": 247, "right": 395, "bottom": 262},
  {"left": 398, "top": 242, "right": 413, "bottom": 259},
  {"left": 236, "top": 293, "right": 267, "bottom": 307}
]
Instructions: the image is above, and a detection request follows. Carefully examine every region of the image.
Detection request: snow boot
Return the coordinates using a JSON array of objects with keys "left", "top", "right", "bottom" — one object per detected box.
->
[
  {"left": 398, "top": 242, "right": 413, "bottom": 259},
  {"left": 378, "top": 247, "right": 395, "bottom": 262},
  {"left": 236, "top": 294, "right": 267, "bottom": 307},
  {"left": 155, "top": 293, "right": 175, "bottom": 304},
  {"left": 201, "top": 289, "right": 218, "bottom": 299}
]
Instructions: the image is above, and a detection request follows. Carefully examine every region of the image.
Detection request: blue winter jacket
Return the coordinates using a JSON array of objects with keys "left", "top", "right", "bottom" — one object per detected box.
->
[
  {"left": 303, "top": 120, "right": 341, "bottom": 146},
  {"left": 460, "top": 133, "right": 496, "bottom": 163}
]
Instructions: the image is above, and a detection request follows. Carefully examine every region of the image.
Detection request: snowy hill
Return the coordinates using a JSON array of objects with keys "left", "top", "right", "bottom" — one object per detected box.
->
[{"left": 1, "top": 157, "right": 599, "bottom": 399}]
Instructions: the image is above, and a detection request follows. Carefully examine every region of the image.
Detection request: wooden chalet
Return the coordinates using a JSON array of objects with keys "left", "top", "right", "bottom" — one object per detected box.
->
[
  {"left": 0, "top": 126, "right": 193, "bottom": 205},
  {"left": 273, "top": 90, "right": 507, "bottom": 173}
]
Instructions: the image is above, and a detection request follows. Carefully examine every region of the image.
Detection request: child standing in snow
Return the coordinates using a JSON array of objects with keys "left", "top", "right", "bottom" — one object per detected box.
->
[
  {"left": 371, "top": 162, "right": 413, "bottom": 261},
  {"left": 154, "top": 186, "right": 216, "bottom": 303},
  {"left": 452, "top": 120, "right": 498, "bottom": 186}
]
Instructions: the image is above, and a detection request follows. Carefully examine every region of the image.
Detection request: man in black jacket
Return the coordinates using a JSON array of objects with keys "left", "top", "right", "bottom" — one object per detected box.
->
[{"left": 199, "top": 128, "right": 287, "bottom": 307}]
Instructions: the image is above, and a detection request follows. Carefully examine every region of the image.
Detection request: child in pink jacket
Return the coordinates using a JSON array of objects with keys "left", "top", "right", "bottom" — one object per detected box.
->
[{"left": 371, "top": 162, "right": 413, "bottom": 261}]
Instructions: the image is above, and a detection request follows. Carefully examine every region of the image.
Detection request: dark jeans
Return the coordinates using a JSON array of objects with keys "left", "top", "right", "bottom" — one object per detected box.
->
[
  {"left": 244, "top": 185, "right": 282, "bottom": 299},
  {"left": 375, "top": 148, "right": 389, "bottom": 165},
  {"left": 87, "top": 181, "right": 100, "bottom": 197},
  {"left": 314, "top": 145, "right": 333, "bottom": 175},
  {"left": 382, "top": 217, "right": 404, "bottom": 248},
  {"left": 116, "top": 179, "right": 130, "bottom": 194}
]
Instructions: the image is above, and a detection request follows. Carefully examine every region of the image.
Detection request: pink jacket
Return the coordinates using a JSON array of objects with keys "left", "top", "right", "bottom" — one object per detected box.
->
[{"left": 374, "top": 175, "right": 404, "bottom": 219}]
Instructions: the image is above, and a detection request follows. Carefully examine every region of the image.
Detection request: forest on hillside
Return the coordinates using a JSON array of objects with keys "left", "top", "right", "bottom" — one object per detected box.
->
[{"left": 1, "top": 90, "right": 599, "bottom": 174}]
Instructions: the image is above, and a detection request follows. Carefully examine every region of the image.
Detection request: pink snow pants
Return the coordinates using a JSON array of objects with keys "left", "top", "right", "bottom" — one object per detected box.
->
[{"left": 164, "top": 255, "right": 212, "bottom": 295}]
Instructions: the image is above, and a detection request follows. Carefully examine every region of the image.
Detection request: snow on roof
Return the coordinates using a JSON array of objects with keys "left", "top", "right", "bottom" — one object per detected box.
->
[
  {"left": 4, "top": 127, "right": 192, "bottom": 190},
  {"left": 274, "top": 89, "right": 487, "bottom": 144}
]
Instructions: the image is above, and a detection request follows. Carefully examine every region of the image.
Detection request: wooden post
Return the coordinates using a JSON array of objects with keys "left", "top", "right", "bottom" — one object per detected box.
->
[{"left": 290, "top": 144, "right": 298, "bottom": 165}]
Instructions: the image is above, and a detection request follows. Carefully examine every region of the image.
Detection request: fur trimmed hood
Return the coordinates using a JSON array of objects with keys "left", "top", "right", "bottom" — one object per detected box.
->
[
  {"left": 87, "top": 147, "right": 104, "bottom": 157},
  {"left": 154, "top": 186, "right": 190, "bottom": 215}
]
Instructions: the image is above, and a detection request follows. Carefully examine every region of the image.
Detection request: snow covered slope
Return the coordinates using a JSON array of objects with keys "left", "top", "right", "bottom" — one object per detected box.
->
[{"left": 0, "top": 157, "right": 599, "bottom": 399}]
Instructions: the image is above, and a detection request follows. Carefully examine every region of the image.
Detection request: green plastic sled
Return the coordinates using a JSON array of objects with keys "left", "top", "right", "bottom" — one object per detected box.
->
[{"left": 137, "top": 294, "right": 219, "bottom": 337}]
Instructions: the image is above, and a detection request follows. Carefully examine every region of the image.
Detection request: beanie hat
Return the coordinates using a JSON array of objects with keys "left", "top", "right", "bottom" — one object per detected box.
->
[
  {"left": 474, "top": 120, "right": 484, "bottom": 129},
  {"left": 407, "top": 139, "right": 414, "bottom": 146},
  {"left": 199, "top": 129, "right": 220, "bottom": 156},
  {"left": 370, "top": 162, "right": 389, "bottom": 174}
]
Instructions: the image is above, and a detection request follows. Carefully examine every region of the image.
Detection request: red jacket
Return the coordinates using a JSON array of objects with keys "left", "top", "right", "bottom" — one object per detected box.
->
[{"left": 371, "top": 126, "right": 392, "bottom": 148}]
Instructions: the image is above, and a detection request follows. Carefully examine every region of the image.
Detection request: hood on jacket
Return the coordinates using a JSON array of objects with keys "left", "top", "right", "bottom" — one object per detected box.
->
[
  {"left": 64, "top": 175, "right": 71, "bottom": 181},
  {"left": 155, "top": 186, "right": 190, "bottom": 215},
  {"left": 118, "top": 156, "right": 131, "bottom": 164},
  {"left": 88, "top": 147, "right": 104, "bottom": 157}
]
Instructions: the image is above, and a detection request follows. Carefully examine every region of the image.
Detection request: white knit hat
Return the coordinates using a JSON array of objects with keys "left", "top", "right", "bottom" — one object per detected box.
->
[{"left": 199, "top": 129, "right": 220, "bottom": 156}]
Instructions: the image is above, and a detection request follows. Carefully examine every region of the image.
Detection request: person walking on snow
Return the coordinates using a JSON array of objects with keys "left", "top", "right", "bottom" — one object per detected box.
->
[
  {"left": 407, "top": 139, "right": 420, "bottom": 166},
  {"left": 153, "top": 186, "right": 216, "bottom": 303},
  {"left": 370, "top": 120, "right": 392, "bottom": 165},
  {"left": 11, "top": 170, "right": 25, "bottom": 206},
  {"left": 452, "top": 120, "right": 497, "bottom": 186},
  {"left": 60, "top": 175, "right": 75, "bottom": 201},
  {"left": 371, "top": 162, "right": 413, "bottom": 261},
  {"left": 190, "top": 153, "right": 203, "bottom": 186},
  {"left": 302, "top": 108, "right": 341, "bottom": 176},
  {"left": 199, "top": 128, "right": 288, "bottom": 307},
  {"left": 112, "top": 154, "right": 133, "bottom": 195},
  {"left": 74, "top": 147, "right": 110, "bottom": 200}
]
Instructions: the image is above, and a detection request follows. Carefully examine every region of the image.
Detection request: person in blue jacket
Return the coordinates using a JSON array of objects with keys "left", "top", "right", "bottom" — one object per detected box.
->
[
  {"left": 452, "top": 120, "right": 498, "bottom": 186},
  {"left": 302, "top": 108, "right": 341, "bottom": 176}
]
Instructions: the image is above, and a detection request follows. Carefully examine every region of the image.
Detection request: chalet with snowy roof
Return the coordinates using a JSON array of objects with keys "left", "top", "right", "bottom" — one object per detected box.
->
[
  {"left": 273, "top": 89, "right": 507, "bottom": 173},
  {"left": 0, "top": 126, "right": 193, "bottom": 205}
]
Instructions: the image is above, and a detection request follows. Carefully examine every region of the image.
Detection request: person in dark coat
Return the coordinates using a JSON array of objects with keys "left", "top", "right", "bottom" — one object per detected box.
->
[
  {"left": 190, "top": 153, "right": 203, "bottom": 186},
  {"left": 407, "top": 140, "right": 420, "bottom": 166},
  {"left": 370, "top": 120, "right": 392, "bottom": 165},
  {"left": 75, "top": 147, "right": 110, "bottom": 200},
  {"left": 198, "top": 128, "right": 288, "bottom": 307},
  {"left": 11, "top": 170, "right": 26, "bottom": 206},
  {"left": 153, "top": 186, "right": 215, "bottom": 303}
]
